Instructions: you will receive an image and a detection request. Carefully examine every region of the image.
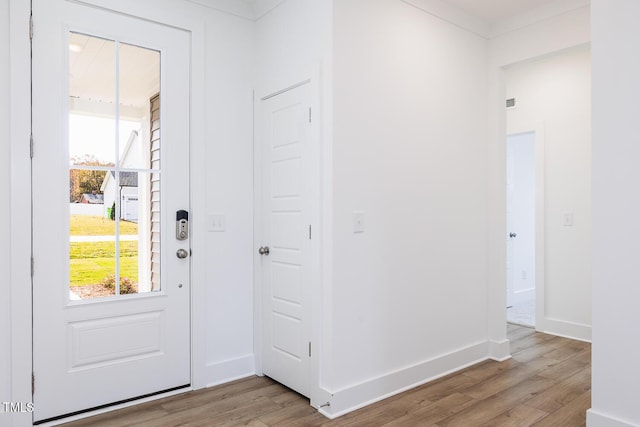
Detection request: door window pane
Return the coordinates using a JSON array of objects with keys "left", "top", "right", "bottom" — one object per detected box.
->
[
  {"left": 69, "top": 33, "right": 116, "bottom": 167},
  {"left": 68, "top": 32, "right": 161, "bottom": 300},
  {"left": 120, "top": 42, "right": 160, "bottom": 170},
  {"left": 69, "top": 197, "right": 117, "bottom": 300}
]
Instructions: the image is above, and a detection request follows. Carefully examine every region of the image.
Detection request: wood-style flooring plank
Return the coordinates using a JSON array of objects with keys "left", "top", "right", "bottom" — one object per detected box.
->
[
  {"left": 255, "top": 402, "right": 319, "bottom": 426},
  {"left": 525, "top": 367, "right": 591, "bottom": 413},
  {"left": 460, "top": 359, "right": 519, "bottom": 382},
  {"left": 531, "top": 391, "right": 591, "bottom": 427},
  {"left": 62, "top": 326, "right": 591, "bottom": 427},
  {"left": 387, "top": 371, "right": 480, "bottom": 403},
  {"left": 325, "top": 398, "right": 424, "bottom": 427},
  {"left": 380, "top": 392, "right": 477, "bottom": 426},
  {"left": 480, "top": 404, "right": 549, "bottom": 427},
  {"left": 535, "top": 348, "right": 590, "bottom": 381},
  {"left": 435, "top": 375, "right": 556, "bottom": 426}
]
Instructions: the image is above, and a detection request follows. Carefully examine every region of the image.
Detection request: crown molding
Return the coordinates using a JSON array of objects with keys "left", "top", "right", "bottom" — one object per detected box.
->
[
  {"left": 184, "top": 0, "right": 285, "bottom": 21},
  {"left": 488, "top": 0, "right": 590, "bottom": 38},
  {"left": 403, "top": 0, "right": 590, "bottom": 40},
  {"left": 402, "top": 0, "right": 490, "bottom": 38}
]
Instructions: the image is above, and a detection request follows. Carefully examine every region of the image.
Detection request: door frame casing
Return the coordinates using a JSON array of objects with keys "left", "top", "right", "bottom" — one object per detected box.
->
[
  {"left": 253, "top": 69, "right": 328, "bottom": 410},
  {"left": 9, "top": 0, "right": 33, "bottom": 425},
  {"left": 8, "top": 1, "right": 208, "bottom": 425},
  {"left": 506, "top": 123, "right": 546, "bottom": 333}
]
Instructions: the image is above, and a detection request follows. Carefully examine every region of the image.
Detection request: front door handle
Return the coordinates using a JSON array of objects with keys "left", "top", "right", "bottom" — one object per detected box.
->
[
  {"left": 258, "top": 246, "right": 270, "bottom": 256},
  {"left": 176, "top": 248, "right": 189, "bottom": 259}
]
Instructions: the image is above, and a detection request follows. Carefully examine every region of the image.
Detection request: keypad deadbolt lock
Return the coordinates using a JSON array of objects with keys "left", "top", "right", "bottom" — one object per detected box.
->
[{"left": 176, "top": 210, "right": 188, "bottom": 240}]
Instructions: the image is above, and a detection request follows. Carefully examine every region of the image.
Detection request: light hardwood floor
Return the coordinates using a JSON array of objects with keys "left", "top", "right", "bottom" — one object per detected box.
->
[{"left": 63, "top": 324, "right": 591, "bottom": 426}]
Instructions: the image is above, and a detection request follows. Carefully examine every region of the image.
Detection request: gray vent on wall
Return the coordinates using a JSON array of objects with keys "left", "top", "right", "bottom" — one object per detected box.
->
[{"left": 506, "top": 98, "right": 516, "bottom": 108}]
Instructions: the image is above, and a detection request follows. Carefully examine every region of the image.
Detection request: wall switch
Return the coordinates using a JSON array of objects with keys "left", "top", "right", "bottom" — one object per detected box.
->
[
  {"left": 563, "top": 213, "right": 574, "bottom": 227},
  {"left": 207, "top": 214, "right": 226, "bottom": 232},
  {"left": 353, "top": 211, "right": 365, "bottom": 233}
]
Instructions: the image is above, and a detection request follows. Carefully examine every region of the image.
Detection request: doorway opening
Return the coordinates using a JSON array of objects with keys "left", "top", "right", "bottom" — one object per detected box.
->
[
  {"left": 506, "top": 131, "right": 536, "bottom": 327},
  {"left": 501, "top": 44, "right": 591, "bottom": 341}
]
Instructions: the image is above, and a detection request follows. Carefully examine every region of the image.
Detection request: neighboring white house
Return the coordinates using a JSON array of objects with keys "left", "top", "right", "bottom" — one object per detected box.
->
[
  {"left": 101, "top": 171, "right": 139, "bottom": 222},
  {"left": 100, "top": 130, "right": 141, "bottom": 223},
  {"left": 99, "top": 126, "right": 153, "bottom": 293}
]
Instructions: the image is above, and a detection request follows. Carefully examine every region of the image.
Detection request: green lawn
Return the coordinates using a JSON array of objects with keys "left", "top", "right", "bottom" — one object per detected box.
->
[
  {"left": 70, "top": 216, "right": 139, "bottom": 287},
  {"left": 70, "top": 240, "right": 138, "bottom": 258},
  {"left": 70, "top": 214, "right": 138, "bottom": 235},
  {"left": 70, "top": 257, "right": 138, "bottom": 287}
]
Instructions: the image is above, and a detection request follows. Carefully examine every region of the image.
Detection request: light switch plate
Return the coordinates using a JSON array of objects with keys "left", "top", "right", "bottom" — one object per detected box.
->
[
  {"left": 563, "top": 213, "right": 574, "bottom": 227},
  {"left": 208, "top": 214, "right": 226, "bottom": 232},
  {"left": 353, "top": 211, "right": 365, "bottom": 233}
]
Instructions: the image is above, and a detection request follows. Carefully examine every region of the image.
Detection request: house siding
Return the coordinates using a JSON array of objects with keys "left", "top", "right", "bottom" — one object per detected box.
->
[{"left": 150, "top": 93, "right": 161, "bottom": 291}]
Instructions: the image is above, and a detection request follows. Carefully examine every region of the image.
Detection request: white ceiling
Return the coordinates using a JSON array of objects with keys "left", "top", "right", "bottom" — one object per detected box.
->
[
  {"left": 443, "top": 0, "right": 562, "bottom": 24},
  {"left": 240, "top": 0, "right": 566, "bottom": 24},
  {"left": 190, "top": 0, "right": 585, "bottom": 29},
  {"left": 69, "top": 33, "right": 160, "bottom": 117}
]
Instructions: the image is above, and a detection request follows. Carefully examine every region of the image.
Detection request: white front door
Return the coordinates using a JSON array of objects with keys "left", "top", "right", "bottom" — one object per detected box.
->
[
  {"left": 258, "top": 83, "right": 313, "bottom": 397},
  {"left": 506, "top": 132, "right": 536, "bottom": 308},
  {"left": 32, "top": 1, "right": 191, "bottom": 422}
]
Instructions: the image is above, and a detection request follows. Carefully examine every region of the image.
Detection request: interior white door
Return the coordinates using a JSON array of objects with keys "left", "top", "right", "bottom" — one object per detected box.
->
[
  {"left": 32, "top": 1, "right": 191, "bottom": 422},
  {"left": 259, "top": 83, "right": 312, "bottom": 397},
  {"left": 506, "top": 132, "right": 536, "bottom": 308}
]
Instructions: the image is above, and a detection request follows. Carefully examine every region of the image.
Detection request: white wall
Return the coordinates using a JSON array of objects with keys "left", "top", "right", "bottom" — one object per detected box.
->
[
  {"left": 200, "top": 5, "right": 256, "bottom": 385},
  {"left": 487, "top": 4, "right": 591, "bottom": 343},
  {"left": 327, "top": 0, "right": 491, "bottom": 415},
  {"left": 505, "top": 47, "right": 592, "bottom": 339},
  {"left": 0, "top": 0, "right": 11, "bottom": 416},
  {"left": 255, "top": 0, "right": 331, "bottom": 97},
  {"left": 589, "top": 2, "right": 640, "bottom": 426}
]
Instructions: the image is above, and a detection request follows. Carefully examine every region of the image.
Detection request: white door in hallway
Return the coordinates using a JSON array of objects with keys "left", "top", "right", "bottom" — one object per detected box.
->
[
  {"left": 506, "top": 132, "right": 536, "bottom": 308},
  {"left": 258, "top": 83, "right": 313, "bottom": 397},
  {"left": 32, "top": 0, "right": 191, "bottom": 422}
]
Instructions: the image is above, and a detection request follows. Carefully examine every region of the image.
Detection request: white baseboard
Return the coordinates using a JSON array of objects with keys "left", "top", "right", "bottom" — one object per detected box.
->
[
  {"left": 203, "top": 354, "right": 255, "bottom": 388},
  {"left": 320, "top": 341, "right": 491, "bottom": 418},
  {"left": 587, "top": 409, "right": 640, "bottom": 427},
  {"left": 489, "top": 339, "right": 511, "bottom": 361},
  {"left": 538, "top": 318, "right": 591, "bottom": 342}
]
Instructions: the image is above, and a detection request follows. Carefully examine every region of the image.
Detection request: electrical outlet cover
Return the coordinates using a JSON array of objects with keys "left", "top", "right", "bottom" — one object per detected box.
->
[{"left": 353, "top": 211, "right": 365, "bottom": 233}]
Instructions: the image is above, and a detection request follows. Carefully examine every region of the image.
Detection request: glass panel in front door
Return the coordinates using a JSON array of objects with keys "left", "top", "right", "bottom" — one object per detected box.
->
[{"left": 68, "top": 32, "right": 161, "bottom": 300}]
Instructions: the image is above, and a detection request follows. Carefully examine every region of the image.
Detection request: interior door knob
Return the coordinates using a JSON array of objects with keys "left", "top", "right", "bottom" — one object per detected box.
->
[
  {"left": 509, "top": 232, "right": 517, "bottom": 238},
  {"left": 258, "top": 246, "right": 270, "bottom": 256}
]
